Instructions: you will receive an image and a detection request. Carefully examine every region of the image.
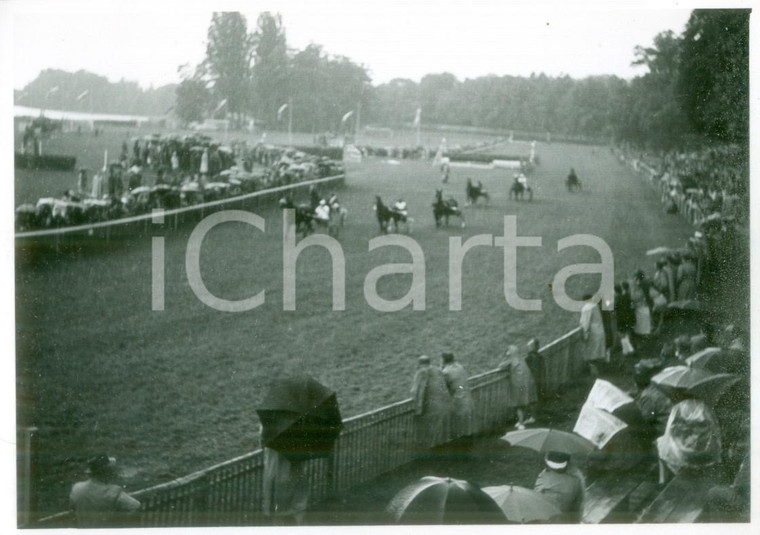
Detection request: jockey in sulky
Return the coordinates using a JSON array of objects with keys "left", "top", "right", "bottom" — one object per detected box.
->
[
  {"left": 514, "top": 173, "right": 528, "bottom": 190},
  {"left": 314, "top": 199, "right": 330, "bottom": 222},
  {"left": 393, "top": 198, "right": 408, "bottom": 217}
]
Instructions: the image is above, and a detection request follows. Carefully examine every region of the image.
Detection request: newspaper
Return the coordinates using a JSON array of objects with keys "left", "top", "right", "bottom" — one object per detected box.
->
[
  {"left": 584, "top": 379, "right": 634, "bottom": 413},
  {"left": 573, "top": 405, "right": 628, "bottom": 449}
]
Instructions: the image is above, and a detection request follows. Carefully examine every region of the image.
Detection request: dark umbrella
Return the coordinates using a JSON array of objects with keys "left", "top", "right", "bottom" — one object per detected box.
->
[
  {"left": 387, "top": 476, "right": 506, "bottom": 524},
  {"left": 500, "top": 428, "right": 596, "bottom": 455},
  {"left": 688, "top": 348, "right": 748, "bottom": 375},
  {"left": 256, "top": 374, "right": 342, "bottom": 460},
  {"left": 687, "top": 373, "right": 741, "bottom": 408}
]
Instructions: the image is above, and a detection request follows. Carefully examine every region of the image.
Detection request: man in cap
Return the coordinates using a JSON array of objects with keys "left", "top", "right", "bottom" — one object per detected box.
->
[
  {"left": 69, "top": 454, "right": 140, "bottom": 527},
  {"left": 533, "top": 451, "right": 585, "bottom": 523}
]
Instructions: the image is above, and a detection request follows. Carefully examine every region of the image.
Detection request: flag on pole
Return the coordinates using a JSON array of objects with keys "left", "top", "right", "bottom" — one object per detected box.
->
[
  {"left": 213, "top": 99, "right": 228, "bottom": 114},
  {"left": 277, "top": 103, "right": 289, "bottom": 121},
  {"left": 76, "top": 90, "right": 90, "bottom": 101},
  {"left": 413, "top": 108, "right": 421, "bottom": 127},
  {"left": 341, "top": 110, "right": 354, "bottom": 124}
]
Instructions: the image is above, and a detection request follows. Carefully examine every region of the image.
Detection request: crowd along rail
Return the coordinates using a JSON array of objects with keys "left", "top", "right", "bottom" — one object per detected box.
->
[
  {"left": 33, "top": 326, "right": 585, "bottom": 527},
  {"left": 15, "top": 173, "right": 347, "bottom": 246}
]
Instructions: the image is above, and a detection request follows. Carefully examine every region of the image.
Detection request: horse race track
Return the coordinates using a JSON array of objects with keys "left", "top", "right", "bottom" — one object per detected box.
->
[{"left": 16, "top": 139, "right": 697, "bottom": 514}]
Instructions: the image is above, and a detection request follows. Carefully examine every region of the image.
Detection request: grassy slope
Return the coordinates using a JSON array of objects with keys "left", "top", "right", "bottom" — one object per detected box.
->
[{"left": 16, "top": 136, "right": 698, "bottom": 514}]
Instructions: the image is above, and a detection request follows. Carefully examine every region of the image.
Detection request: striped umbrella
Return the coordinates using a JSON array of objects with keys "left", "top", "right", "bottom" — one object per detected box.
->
[{"left": 387, "top": 476, "right": 506, "bottom": 524}]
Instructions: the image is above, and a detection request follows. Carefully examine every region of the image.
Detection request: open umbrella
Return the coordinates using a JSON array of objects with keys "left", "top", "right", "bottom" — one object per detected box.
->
[
  {"left": 687, "top": 373, "right": 741, "bottom": 408},
  {"left": 651, "top": 366, "right": 713, "bottom": 390},
  {"left": 482, "top": 485, "right": 561, "bottom": 523},
  {"left": 689, "top": 348, "right": 747, "bottom": 375},
  {"left": 500, "top": 428, "right": 595, "bottom": 455},
  {"left": 387, "top": 476, "right": 506, "bottom": 524},
  {"left": 646, "top": 246, "right": 683, "bottom": 256},
  {"left": 256, "top": 374, "right": 342, "bottom": 460},
  {"left": 685, "top": 347, "right": 722, "bottom": 369}
]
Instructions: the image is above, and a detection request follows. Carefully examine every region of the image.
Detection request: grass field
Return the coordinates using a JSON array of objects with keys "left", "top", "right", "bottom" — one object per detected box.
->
[{"left": 16, "top": 132, "right": 700, "bottom": 515}]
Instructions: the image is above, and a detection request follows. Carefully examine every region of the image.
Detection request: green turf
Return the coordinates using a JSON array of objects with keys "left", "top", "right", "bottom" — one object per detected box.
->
[{"left": 16, "top": 135, "right": 699, "bottom": 515}]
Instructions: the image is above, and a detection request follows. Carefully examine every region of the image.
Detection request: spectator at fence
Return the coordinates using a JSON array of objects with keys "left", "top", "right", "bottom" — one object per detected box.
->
[
  {"left": 579, "top": 295, "right": 606, "bottom": 372},
  {"left": 411, "top": 356, "right": 452, "bottom": 453},
  {"left": 652, "top": 259, "right": 675, "bottom": 303},
  {"left": 677, "top": 254, "right": 698, "bottom": 300},
  {"left": 533, "top": 452, "right": 585, "bottom": 523},
  {"left": 524, "top": 338, "right": 545, "bottom": 404},
  {"left": 441, "top": 352, "right": 476, "bottom": 443},
  {"left": 631, "top": 271, "right": 653, "bottom": 338},
  {"left": 262, "top": 444, "right": 309, "bottom": 525},
  {"left": 499, "top": 345, "right": 537, "bottom": 429},
  {"left": 69, "top": 454, "right": 140, "bottom": 528},
  {"left": 615, "top": 283, "right": 635, "bottom": 356}
]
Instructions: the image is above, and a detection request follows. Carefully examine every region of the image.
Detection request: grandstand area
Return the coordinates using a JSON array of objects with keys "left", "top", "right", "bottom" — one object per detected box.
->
[{"left": 15, "top": 129, "right": 702, "bottom": 515}]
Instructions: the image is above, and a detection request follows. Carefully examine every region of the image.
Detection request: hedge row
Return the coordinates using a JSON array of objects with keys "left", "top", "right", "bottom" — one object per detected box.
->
[{"left": 15, "top": 153, "right": 77, "bottom": 171}]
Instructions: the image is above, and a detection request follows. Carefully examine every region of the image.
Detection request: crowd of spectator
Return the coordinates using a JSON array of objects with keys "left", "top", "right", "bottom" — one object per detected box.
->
[{"left": 15, "top": 137, "right": 345, "bottom": 231}]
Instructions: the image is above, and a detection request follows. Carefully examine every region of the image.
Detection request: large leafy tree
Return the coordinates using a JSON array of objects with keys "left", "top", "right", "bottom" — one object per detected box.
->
[
  {"left": 202, "top": 12, "right": 255, "bottom": 126},
  {"left": 175, "top": 76, "right": 211, "bottom": 125},
  {"left": 677, "top": 9, "right": 750, "bottom": 142},
  {"left": 252, "top": 12, "right": 289, "bottom": 126}
]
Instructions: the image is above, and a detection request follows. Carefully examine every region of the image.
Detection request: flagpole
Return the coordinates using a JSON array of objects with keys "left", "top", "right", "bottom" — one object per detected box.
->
[{"left": 355, "top": 100, "right": 361, "bottom": 143}]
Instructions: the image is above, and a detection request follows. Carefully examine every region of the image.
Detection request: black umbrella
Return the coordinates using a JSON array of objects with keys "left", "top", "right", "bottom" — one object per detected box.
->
[
  {"left": 387, "top": 476, "right": 507, "bottom": 524},
  {"left": 256, "top": 374, "right": 342, "bottom": 460}
]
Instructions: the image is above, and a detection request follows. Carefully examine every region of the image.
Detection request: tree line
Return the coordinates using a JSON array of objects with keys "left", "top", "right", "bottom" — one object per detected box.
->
[
  {"left": 180, "top": 9, "right": 750, "bottom": 149},
  {"left": 15, "top": 9, "right": 748, "bottom": 150}
]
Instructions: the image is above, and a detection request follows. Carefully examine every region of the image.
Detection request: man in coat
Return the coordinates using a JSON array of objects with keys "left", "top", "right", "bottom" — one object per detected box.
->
[
  {"left": 441, "top": 352, "right": 476, "bottom": 441},
  {"left": 580, "top": 294, "right": 607, "bottom": 372},
  {"left": 533, "top": 451, "right": 585, "bottom": 523},
  {"left": 411, "top": 356, "right": 452, "bottom": 454}
]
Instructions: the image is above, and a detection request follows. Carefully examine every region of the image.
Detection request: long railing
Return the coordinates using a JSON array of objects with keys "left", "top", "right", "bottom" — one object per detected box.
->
[{"left": 35, "top": 326, "right": 585, "bottom": 527}]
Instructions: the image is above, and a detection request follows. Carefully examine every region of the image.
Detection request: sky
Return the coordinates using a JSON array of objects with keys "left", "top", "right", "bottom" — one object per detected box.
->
[{"left": 5, "top": 0, "right": 729, "bottom": 90}]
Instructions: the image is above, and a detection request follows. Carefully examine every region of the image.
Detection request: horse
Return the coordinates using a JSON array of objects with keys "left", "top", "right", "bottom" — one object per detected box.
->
[
  {"left": 374, "top": 196, "right": 412, "bottom": 233},
  {"left": 508, "top": 179, "right": 533, "bottom": 201},
  {"left": 279, "top": 194, "right": 315, "bottom": 236},
  {"left": 566, "top": 169, "right": 581, "bottom": 192},
  {"left": 465, "top": 178, "right": 489, "bottom": 206},
  {"left": 433, "top": 189, "right": 466, "bottom": 228}
]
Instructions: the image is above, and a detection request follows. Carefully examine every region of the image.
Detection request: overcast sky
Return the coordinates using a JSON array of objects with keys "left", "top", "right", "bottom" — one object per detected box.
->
[{"left": 8, "top": 0, "right": 729, "bottom": 90}]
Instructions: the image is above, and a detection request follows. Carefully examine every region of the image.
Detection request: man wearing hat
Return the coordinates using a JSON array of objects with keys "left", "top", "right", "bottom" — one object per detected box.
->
[
  {"left": 69, "top": 454, "right": 140, "bottom": 527},
  {"left": 533, "top": 451, "right": 585, "bottom": 523}
]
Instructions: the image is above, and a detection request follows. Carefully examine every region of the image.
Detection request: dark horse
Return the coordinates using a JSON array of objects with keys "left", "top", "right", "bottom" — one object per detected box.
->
[
  {"left": 433, "top": 189, "right": 466, "bottom": 228},
  {"left": 508, "top": 179, "right": 533, "bottom": 201},
  {"left": 465, "top": 178, "right": 489, "bottom": 206},
  {"left": 374, "top": 196, "right": 412, "bottom": 233},
  {"left": 567, "top": 168, "right": 581, "bottom": 192},
  {"left": 279, "top": 194, "right": 315, "bottom": 236}
]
